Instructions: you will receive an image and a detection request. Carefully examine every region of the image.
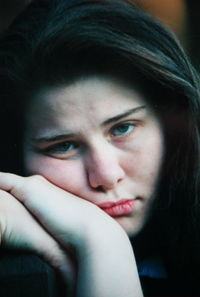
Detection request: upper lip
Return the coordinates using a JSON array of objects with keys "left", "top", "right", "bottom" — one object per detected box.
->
[{"left": 96, "top": 199, "right": 135, "bottom": 209}]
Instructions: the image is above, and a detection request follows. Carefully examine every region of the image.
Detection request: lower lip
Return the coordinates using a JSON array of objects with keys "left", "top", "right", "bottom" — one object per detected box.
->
[{"left": 101, "top": 200, "right": 135, "bottom": 216}]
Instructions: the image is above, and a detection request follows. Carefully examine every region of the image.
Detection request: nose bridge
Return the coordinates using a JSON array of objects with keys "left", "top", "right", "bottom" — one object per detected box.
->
[{"left": 85, "top": 140, "right": 125, "bottom": 189}]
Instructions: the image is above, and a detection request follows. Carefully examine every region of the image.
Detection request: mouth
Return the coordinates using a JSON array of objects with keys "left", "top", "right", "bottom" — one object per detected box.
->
[{"left": 96, "top": 199, "right": 136, "bottom": 217}]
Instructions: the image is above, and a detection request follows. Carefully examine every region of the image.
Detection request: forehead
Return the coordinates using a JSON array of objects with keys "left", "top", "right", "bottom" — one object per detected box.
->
[
  {"left": 25, "top": 76, "right": 149, "bottom": 138},
  {"left": 28, "top": 76, "right": 146, "bottom": 117}
]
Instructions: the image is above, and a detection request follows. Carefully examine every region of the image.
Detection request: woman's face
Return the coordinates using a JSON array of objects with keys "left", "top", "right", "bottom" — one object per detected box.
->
[{"left": 23, "top": 76, "right": 164, "bottom": 236}]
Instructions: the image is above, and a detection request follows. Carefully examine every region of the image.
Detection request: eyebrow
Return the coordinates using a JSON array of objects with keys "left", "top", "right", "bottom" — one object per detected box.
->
[
  {"left": 32, "top": 133, "right": 75, "bottom": 143},
  {"left": 102, "top": 105, "right": 146, "bottom": 125},
  {"left": 32, "top": 105, "right": 146, "bottom": 143}
]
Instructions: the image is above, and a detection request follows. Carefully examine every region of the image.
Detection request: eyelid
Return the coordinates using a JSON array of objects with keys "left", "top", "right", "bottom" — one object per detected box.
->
[
  {"left": 32, "top": 118, "right": 142, "bottom": 153},
  {"left": 33, "top": 139, "right": 79, "bottom": 155},
  {"left": 33, "top": 142, "right": 79, "bottom": 161},
  {"left": 33, "top": 136, "right": 78, "bottom": 149},
  {"left": 110, "top": 119, "right": 140, "bottom": 131},
  {"left": 108, "top": 120, "right": 141, "bottom": 140}
]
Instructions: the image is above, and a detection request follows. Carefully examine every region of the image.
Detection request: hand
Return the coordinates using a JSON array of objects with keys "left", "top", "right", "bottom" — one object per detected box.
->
[
  {"left": 0, "top": 172, "right": 116, "bottom": 292},
  {"left": 0, "top": 172, "right": 143, "bottom": 297},
  {"left": 0, "top": 172, "right": 106, "bottom": 248},
  {"left": 0, "top": 186, "right": 76, "bottom": 285}
]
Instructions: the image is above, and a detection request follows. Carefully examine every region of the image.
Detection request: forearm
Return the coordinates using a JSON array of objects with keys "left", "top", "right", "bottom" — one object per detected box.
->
[
  {"left": 0, "top": 173, "right": 143, "bottom": 296},
  {"left": 76, "top": 218, "right": 143, "bottom": 297}
]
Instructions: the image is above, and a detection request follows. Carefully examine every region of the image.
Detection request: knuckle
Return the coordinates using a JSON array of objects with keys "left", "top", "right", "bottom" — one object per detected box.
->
[{"left": 26, "top": 174, "right": 46, "bottom": 185}]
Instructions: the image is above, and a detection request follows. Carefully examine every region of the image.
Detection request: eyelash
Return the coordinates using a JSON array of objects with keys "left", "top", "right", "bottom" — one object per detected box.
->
[
  {"left": 42, "top": 141, "right": 79, "bottom": 156},
  {"left": 39, "top": 121, "right": 137, "bottom": 157},
  {"left": 111, "top": 122, "right": 136, "bottom": 137}
]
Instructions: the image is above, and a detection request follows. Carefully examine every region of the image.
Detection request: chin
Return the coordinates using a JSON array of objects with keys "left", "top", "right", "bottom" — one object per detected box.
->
[{"left": 114, "top": 216, "right": 145, "bottom": 237}]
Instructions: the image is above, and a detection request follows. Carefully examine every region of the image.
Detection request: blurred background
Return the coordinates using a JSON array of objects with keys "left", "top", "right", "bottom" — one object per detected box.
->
[{"left": 0, "top": 0, "right": 199, "bottom": 69}]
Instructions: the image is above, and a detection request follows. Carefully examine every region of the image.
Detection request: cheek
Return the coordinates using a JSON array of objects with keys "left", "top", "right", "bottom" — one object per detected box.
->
[
  {"left": 122, "top": 132, "right": 163, "bottom": 185},
  {"left": 25, "top": 154, "right": 86, "bottom": 195}
]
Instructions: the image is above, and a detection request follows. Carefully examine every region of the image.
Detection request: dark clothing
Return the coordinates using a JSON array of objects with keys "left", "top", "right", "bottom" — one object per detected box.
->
[
  {"left": 140, "top": 276, "right": 200, "bottom": 297},
  {"left": 0, "top": 250, "right": 199, "bottom": 297},
  {"left": 0, "top": 250, "right": 67, "bottom": 297}
]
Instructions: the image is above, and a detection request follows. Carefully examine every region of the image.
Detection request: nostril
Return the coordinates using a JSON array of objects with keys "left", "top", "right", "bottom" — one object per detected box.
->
[
  {"left": 118, "top": 177, "right": 123, "bottom": 183},
  {"left": 95, "top": 185, "right": 106, "bottom": 192}
]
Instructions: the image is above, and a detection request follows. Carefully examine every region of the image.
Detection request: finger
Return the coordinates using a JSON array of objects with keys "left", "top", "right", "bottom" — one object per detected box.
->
[
  {"left": 0, "top": 173, "right": 69, "bottom": 221},
  {"left": 0, "top": 172, "right": 95, "bottom": 247},
  {"left": 0, "top": 172, "right": 37, "bottom": 201},
  {"left": 0, "top": 188, "right": 75, "bottom": 283}
]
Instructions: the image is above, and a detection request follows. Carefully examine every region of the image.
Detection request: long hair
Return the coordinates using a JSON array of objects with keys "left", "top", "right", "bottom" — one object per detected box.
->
[{"left": 0, "top": 0, "right": 200, "bottom": 278}]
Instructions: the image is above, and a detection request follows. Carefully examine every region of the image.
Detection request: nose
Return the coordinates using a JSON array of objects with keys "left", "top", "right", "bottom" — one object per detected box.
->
[{"left": 85, "top": 144, "right": 125, "bottom": 190}]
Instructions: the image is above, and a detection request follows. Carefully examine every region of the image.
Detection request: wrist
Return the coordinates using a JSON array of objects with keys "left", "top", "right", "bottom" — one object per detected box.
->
[
  {"left": 77, "top": 205, "right": 129, "bottom": 255},
  {"left": 75, "top": 207, "right": 143, "bottom": 297}
]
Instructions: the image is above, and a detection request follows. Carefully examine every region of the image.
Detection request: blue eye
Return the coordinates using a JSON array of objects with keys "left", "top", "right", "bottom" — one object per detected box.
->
[
  {"left": 111, "top": 123, "right": 135, "bottom": 136},
  {"left": 47, "top": 142, "right": 77, "bottom": 153}
]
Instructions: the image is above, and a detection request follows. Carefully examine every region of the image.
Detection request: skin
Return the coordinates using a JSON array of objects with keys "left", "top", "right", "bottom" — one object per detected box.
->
[
  {"left": 23, "top": 76, "right": 164, "bottom": 236},
  {"left": 0, "top": 76, "right": 164, "bottom": 296},
  {"left": 0, "top": 172, "right": 143, "bottom": 297}
]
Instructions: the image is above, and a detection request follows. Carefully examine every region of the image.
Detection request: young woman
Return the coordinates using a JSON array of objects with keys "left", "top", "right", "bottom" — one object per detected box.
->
[{"left": 0, "top": 0, "right": 200, "bottom": 296}]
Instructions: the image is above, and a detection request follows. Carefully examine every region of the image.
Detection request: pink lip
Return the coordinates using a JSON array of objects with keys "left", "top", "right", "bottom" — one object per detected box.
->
[{"left": 96, "top": 199, "right": 135, "bottom": 216}]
